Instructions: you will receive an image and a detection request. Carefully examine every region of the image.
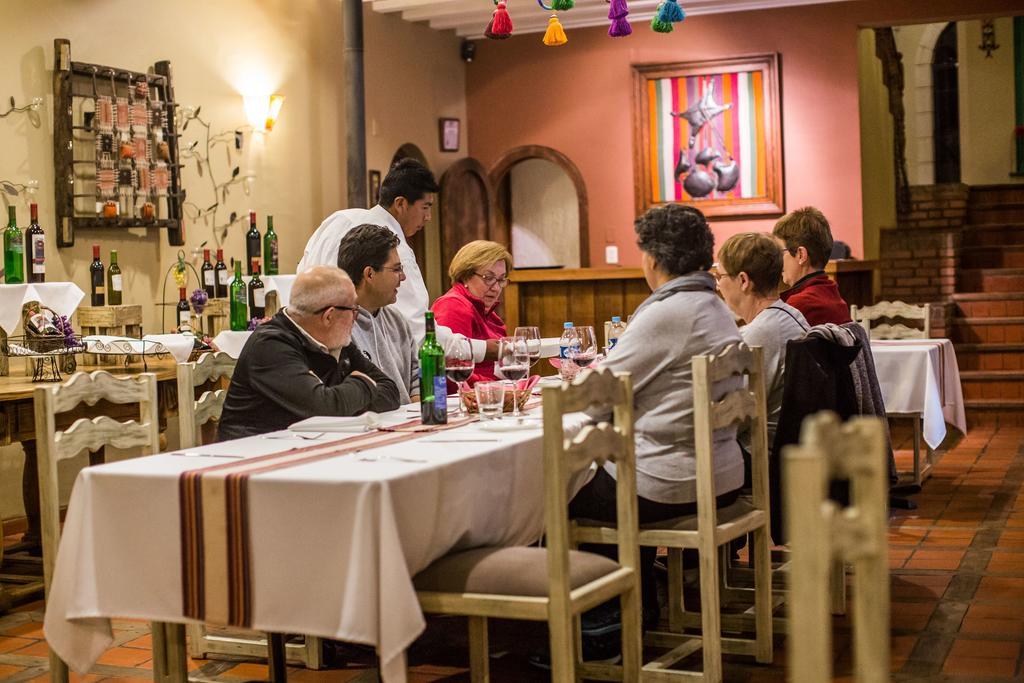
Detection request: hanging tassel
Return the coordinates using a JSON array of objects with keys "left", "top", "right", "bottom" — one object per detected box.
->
[
  {"left": 485, "top": 1, "right": 513, "bottom": 39},
  {"left": 543, "top": 14, "right": 568, "bottom": 46},
  {"left": 607, "top": 0, "right": 631, "bottom": 37},
  {"left": 651, "top": 7, "right": 674, "bottom": 33},
  {"left": 551, "top": 0, "right": 574, "bottom": 9},
  {"left": 656, "top": 0, "right": 685, "bottom": 23}
]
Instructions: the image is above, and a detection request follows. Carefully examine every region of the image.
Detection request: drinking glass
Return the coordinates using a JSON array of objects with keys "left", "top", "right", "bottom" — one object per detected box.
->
[
  {"left": 474, "top": 381, "right": 505, "bottom": 420},
  {"left": 566, "top": 325, "right": 598, "bottom": 372},
  {"left": 444, "top": 336, "right": 474, "bottom": 417},
  {"left": 497, "top": 335, "right": 530, "bottom": 419},
  {"left": 514, "top": 326, "right": 542, "bottom": 368}
]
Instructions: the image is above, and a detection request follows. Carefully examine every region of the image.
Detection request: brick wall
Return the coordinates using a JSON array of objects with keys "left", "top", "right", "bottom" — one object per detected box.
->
[{"left": 877, "top": 183, "right": 968, "bottom": 338}]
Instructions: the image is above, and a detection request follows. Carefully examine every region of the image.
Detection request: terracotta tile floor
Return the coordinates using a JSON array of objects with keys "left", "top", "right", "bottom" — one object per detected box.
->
[{"left": 0, "top": 424, "right": 1022, "bottom": 681}]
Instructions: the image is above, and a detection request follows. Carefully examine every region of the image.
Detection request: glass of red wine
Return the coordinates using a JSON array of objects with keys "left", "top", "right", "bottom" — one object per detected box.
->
[
  {"left": 566, "top": 325, "right": 598, "bottom": 373},
  {"left": 514, "top": 326, "right": 542, "bottom": 368},
  {"left": 497, "top": 335, "right": 530, "bottom": 419},
  {"left": 444, "top": 336, "right": 474, "bottom": 417}
]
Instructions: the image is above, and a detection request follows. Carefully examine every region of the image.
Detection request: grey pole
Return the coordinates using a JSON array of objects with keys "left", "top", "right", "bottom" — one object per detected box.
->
[{"left": 344, "top": 0, "right": 367, "bottom": 208}]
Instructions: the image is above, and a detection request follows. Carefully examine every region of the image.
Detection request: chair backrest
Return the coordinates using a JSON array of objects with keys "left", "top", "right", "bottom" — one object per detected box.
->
[
  {"left": 33, "top": 370, "right": 160, "bottom": 591},
  {"left": 176, "top": 352, "right": 236, "bottom": 449},
  {"left": 784, "top": 412, "right": 889, "bottom": 683},
  {"left": 692, "top": 343, "right": 769, "bottom": 530},
  {"left": 850, "top": 300, "right": 930, "bottom": 340},
  {"left": 542, "top": 368, "right": 639, "bottom": 606}
]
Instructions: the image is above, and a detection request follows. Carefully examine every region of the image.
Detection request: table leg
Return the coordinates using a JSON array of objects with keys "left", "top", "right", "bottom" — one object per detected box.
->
[
  {"left": 20, "top": 440, "right": 41, "bottom": 550},
  {"left": 267, "top": 633, "right": 289, "bottom": 682},
  {"left": 152, "top": 621, "right": 187, "bottom": 682}
]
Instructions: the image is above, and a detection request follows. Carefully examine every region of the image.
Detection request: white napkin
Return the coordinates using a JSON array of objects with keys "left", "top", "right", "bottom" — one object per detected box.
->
[
  {"left": 0, "top": 282, "right": 85, "bottom": 334},
  {"left": 266, "top": 274, "right": 295, "bottom": 307},
  {"left": 290, "top": 413, "right": 382, "bottom": 433},
  {"left": 142, "top": 334, "right": 196, "bottom": 363},
  {"left": 211, "top": 330, "right": 252, "bottom": 359}
]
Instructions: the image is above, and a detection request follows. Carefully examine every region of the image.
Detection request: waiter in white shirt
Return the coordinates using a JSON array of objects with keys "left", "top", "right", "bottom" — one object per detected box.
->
[{"left": 299, "top": 158, "right": 494, "bottom": 362}]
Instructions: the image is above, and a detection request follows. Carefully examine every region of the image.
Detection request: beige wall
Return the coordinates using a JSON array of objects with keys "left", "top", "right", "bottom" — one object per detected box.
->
[
  {"left": 958, "top": 17, "right": 1022, "bottom": 185},
  {"left": 0, "top": 1, "right": 464, "bottom": 519},
  {"left": 510, "top": 159, "right": 581, "bottom": 268},
  {"left": 894, "top": 22, "right": 948, "bottom": 185},
  {"left": 858, "top": 28, "right": 897, "bottom": 260}
]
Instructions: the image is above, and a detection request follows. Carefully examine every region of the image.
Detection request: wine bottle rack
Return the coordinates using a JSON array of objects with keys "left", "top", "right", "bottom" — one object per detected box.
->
[{"left": 52, "top": 38, "right": 185, "bottom": 247}]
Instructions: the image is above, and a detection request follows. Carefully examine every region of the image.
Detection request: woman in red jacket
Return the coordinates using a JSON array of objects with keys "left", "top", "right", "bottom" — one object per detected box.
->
[{"left": 432, "top": 240, "right": 512, "bottom": 384}]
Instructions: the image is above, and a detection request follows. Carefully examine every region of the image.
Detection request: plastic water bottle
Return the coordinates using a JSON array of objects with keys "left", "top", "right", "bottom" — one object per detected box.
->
[
  {"left": 559, "top": 322, "right": 576, "bottom": 359},
  {"left": 608, "top": 316, "right": 627, "bottom": 350}
]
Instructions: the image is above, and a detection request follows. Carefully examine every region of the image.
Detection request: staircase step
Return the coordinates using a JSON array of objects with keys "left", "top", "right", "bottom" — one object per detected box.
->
[
  {"left": 970, "top": 184, "right": 1024, "bottom": 204},
  {"left": 960, "top": 370, "right": 1024, "bottom": 401},
  {"left": 954, "top": 295, "right": 1024, "bottom": 317},
  {"left": 952, "top": 342, "right": 1024, "bottom": 371},
  {"left": 949, "top": 317, "right": 1024, "bottom": 343},
  {"left": 961, "top": 244, "right": 1024, "bottom": 269},
  {"left": 967, "top": 202, "right": 1024, "bottom": 225},
  {"left": 958, "top": 267, "right": 1024, "bottom": 293},
  {"left": 964, "top": 398, "right": 1024, "bottom": 427},
  {"left": 962, "top": 223, "right": 1024, "bottom": 247}
]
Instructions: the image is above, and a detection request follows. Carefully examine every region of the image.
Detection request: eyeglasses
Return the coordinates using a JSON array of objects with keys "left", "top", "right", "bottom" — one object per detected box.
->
[
  {"left": 315, "top": 304, "right": 358, "bottom": 315},
  {"left": 474, "top": 272, "right": 509, "bottom": 288},
  {"left": 379, "top": 264, "right": 404, "bottom": 274}
]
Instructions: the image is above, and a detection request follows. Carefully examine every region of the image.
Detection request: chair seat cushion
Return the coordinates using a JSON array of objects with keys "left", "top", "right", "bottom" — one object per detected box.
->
[
  {"left": 413, "top": 546, "right": 620, "bottom": 597},
  {"left": 575, "top": 497, "right": 757, "bottom": 533}
]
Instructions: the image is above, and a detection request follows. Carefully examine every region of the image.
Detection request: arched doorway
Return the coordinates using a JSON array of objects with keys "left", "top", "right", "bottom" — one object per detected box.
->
[
  {"left": 489, "top": 146, "right": 590, "bottom": 268},
  {"left": 437, "top": 158, "right": 496, "bottom": 290},
  {"left": 388, "top": 143, "right": 430, "bottom": 277},
  {"left": 932, "top": 23, "right": 960, "bottom": 183}
]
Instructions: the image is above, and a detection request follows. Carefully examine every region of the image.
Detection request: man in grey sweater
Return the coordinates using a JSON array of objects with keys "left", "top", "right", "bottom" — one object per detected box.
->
[{"left": 337, "top": 224, "right": 419, "bottom": 404}]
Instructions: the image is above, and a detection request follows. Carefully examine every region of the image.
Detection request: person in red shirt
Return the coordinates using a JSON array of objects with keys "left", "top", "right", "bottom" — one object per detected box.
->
[
  {"left": 432, "top": 240, "right": 512, "bottom": 385},
  {"left": 772, "top": 206, "right": 852, "bottom": 326}
]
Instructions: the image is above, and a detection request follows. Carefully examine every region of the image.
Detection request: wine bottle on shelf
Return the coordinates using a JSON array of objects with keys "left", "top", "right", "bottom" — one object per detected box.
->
[
  {"left": 229, "top": 261, "right": 248, "bottom": 331},
  {"left": 25, "top": 203, "right": 44, "bottom": 283},
  {"left": 418, "top": 311, "right": 447, "bottom": 425},
  {"left": 201, "top": 248, "right": 215, "bottom": 297},
  {"left": 245, "top": 210, "right": 261, "bottom": 275},
  {"left": 107, "top": 250, "right": 122, "bottom": 306},
  {"left": 90, "top": 245, "right": 105, "bottom": 306},
  {"left": 214, "top": 248, "right": 228, "bottom": 298},
  {"left": 263, "top": 215, "right": 279, "bottom": 276},
  {"left": 3, "top": 206, "right": 24, "bottom": 284},
  {"left": 176, "top": 286, "right": 191, "bottom": 330},
  {"left": 248, "top": 259, "right": 266, "bottom": 319}
]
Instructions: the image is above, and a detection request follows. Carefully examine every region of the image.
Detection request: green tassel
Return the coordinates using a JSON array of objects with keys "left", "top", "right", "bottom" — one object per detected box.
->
[
  {"left": 551, "top": 0, "right": 574, "bottom": 9},
  {"left": 651, "top": 15, "right": 674, "bottom": 33}
]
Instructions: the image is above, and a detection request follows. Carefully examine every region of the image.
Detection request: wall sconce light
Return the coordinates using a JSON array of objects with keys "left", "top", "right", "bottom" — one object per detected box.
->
[
  {"left": 979, "top": 20, "right": 999, "bottom": 58},
  {"left": 243, "top": 94, "right": 285, "bottom": 132}
]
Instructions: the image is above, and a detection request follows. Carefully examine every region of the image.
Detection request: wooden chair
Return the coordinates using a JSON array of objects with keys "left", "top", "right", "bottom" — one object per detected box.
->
[
  {"left": 784, "top": 412, "right": 889, "bottom": 683},
  {"left": 413, "top": 367, "right": 642, "bottom": 682},
  {"left": 851, "top": 301, "right": 932, "bottom": 486},
  {"left": 33, "top": 371, "right": 187, "bottom": 682},
  {"left": 176, "top": 353, "right": 323, "bottom": 670},
  {"left": 576, "top": 343, "right": 774, "bottom": 680}
]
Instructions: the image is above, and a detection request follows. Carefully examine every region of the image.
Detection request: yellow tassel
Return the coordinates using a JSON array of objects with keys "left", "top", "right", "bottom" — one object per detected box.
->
[{"left": 543, "top": 14, "right": 568, "bottom": 46}]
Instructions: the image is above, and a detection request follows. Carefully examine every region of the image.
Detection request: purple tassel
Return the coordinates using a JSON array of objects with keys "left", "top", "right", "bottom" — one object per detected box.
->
[{"left": 608, "top": 0, "right": 632, "bottom": 37}]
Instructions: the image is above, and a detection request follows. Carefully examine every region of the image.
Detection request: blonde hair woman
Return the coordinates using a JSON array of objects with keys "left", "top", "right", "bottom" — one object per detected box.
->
[{"left": 431, "top": 240, "right": 513, "bottom": 384}]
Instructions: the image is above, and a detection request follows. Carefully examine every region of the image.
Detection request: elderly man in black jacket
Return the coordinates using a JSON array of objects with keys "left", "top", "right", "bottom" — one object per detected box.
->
[{"left": 218, "top": 265, "right": 401, "bottom": 440}]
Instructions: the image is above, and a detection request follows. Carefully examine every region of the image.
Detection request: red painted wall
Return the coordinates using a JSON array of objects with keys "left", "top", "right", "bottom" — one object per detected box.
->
[{"left": 466, "top": 0, "right": 1022, "bottom": 267}]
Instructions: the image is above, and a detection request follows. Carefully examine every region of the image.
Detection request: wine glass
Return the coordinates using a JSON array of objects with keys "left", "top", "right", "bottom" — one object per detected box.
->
[
  {"left": 566, "top": 325, "right": 598, "bottom": 372},
  {"left": 444, "top": 336, "right": 474, "bottom": 417},
  {"left": 497, "top": 335, "right": 530, "bottom": 419},
  {"left": 514, "top": 326, "right": 542, "bottom": 368}
]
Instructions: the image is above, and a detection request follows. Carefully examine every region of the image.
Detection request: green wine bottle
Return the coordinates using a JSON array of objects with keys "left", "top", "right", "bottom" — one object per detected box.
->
[
  {"left": 263, "top": 215, "right": 279, "bottom": 276},
  {"left": 418, "top": 311, "right": 447, "bottom": 425},
  {"left": 229, "top": 261, "right": 248, "bottom": 331},
  {"left": 3, "top": 206, "right": 24, "bottom": 284}
]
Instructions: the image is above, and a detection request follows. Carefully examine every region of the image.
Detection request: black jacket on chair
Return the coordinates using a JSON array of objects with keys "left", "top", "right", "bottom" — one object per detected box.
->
[{"left": 218, "top": 311, "right": 401, "bottom": 441}]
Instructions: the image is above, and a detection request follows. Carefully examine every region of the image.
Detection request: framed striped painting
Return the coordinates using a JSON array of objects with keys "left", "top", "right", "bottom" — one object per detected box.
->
[{"left": 633, "top": 54, "right": 783, "bottom": 220}]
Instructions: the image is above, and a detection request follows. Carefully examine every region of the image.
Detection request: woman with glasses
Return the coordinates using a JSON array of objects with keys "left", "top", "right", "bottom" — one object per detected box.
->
[{"left": 432, "top": 240, "right": 512, "bottom": 385}]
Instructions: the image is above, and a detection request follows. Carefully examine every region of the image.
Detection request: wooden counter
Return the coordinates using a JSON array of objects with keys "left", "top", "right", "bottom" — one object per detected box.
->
[{"left": 503, "top": 260, "right": 878, "bottom": 338}]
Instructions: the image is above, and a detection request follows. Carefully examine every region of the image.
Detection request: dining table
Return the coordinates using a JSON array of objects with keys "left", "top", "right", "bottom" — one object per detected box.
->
[{"left": 43, "top": 397, "right": 579, "bottom": 682}]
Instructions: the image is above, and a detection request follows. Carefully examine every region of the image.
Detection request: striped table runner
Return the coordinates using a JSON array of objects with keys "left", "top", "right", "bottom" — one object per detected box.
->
[{"left": 179, "top": 415, "right": 477, "bottom": 627}]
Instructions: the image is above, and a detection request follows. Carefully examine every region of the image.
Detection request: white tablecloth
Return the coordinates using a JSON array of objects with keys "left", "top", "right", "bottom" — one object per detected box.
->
[
  {"left": 870, "top": 339, "right": 966, "bottom": 449},
  {"left": 211, "top": 330, "right": 251, "bottom": 358},
  {"left": 0, "top": 282, "right": 84, "bottom": 334},
  {"left": 44, "top": 405, "right": 575, "bottom": 682},
  {"left": 240, "top": 274, "right": 294, "bottom": 306}
]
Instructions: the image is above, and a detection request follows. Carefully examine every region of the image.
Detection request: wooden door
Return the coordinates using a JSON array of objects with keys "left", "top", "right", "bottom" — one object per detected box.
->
[{"left": 438, "top": 158, "right": 499, "bottom": 290}]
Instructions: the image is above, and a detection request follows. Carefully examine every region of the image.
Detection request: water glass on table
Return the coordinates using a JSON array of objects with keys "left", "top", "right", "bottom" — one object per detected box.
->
[
  {"left": 566, "top": 325, "right": 598, "bottom": 373},
  {"left": 497, "top": 335, "right": 530, "bottom": 419},
  {"left": 474, "top": 381, "right": 505, "bottom": 420},
  {"left": 444, "top": 335, "right": 474, "bottom": 417}
]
